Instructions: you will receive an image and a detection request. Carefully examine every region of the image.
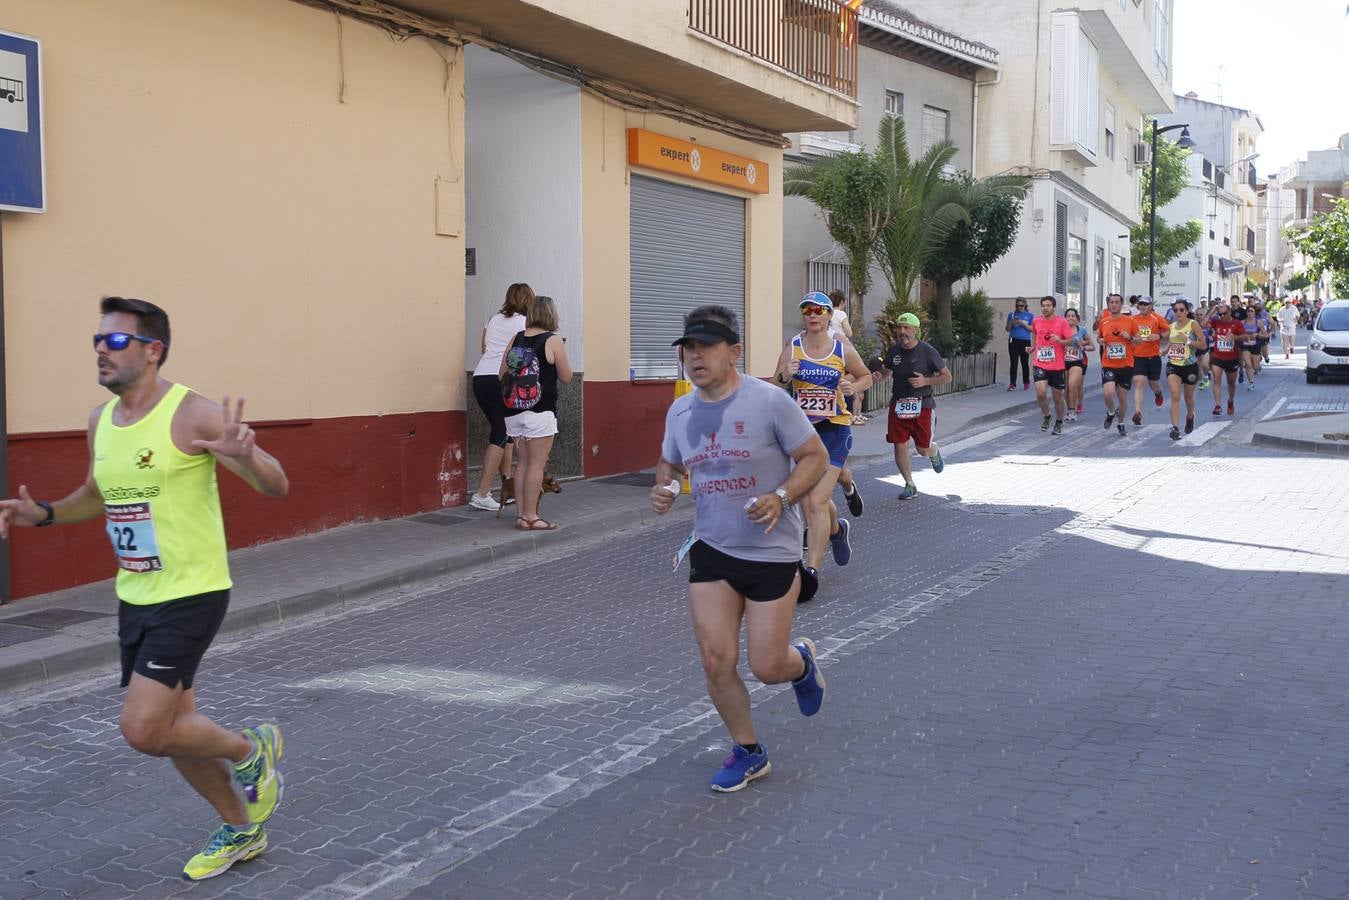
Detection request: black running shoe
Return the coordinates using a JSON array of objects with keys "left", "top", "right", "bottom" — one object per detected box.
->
[
  {"left": 797, "top": 565, "right": 820, "bottom": 604},
  {"left": 1051, "top": 421, "right": 1063, "bottom": 435},
  {"left": 1169, "top": 426, "right": 1181, "bottom": 441},
  {"left": 1132, "top": 411, "right": 1143, "bottom": 426},
  {"left": 1104, "top": 412, "right": 1114, "bottom": 430},
  {"left": 1117, "top": 423, "right": 1127, "bottom": 436},
  {"left": 843, "top": 483, "right": 864, "bottom": 518},
  {"left": 1041, "top": 415, "right": 1051, "bottom": 431},
  {"left": 1184, "top": 416, "right": 1194, "bottom": 434}
]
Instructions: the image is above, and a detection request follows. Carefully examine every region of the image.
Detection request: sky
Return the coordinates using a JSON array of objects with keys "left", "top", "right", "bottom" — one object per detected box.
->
[{"left": 1172, "top": 0, "right": 1349, "bottom": 179}]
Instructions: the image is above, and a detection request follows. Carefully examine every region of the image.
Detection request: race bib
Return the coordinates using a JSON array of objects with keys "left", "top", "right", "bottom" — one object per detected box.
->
[
  {"left": 1167, "top": 342, "right": 1188, "bottom": 361},
  {"left": 1035, "top": 345, "right": 1056, "bottom": 363},
  {"left": 1106, "top": 342, "right": 1127, "bottom": 360},
  {"left": 1137, "top": 327, "right": 1153, "bottom": 339},
  {"left": 1064, "top": 345, "right": 1082, "bottom": 362},
  {"left": 795, "top": 387, "right": 837, "bottom": 418},
  {"left": 105, "top": 502, "right": 163, "bottom": 574},
  {"left": 1217, "top": 337, "right": 1234, "bottom": 352},
  {"left": 894, "top": 397, "right": 922, "bottom": 419}
]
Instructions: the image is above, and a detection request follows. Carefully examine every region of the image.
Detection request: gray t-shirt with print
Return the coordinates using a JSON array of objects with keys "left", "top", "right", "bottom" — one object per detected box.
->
[{"left": 661, "top": 375, "right": 815, "bottom": 564}]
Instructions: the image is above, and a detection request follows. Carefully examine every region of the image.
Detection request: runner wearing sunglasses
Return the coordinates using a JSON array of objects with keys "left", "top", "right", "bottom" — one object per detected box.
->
[
  {"left": 1096, "top": 293, "right": 1136, "bottom": 436},
  {"left": 1165, "top": 299, "right": 1207, "bottom": 439},
  {"left": 0, "top": 297, "right": 290, "bottom": 881},
  {"left": 1209, "top": 303, "right": 1246, "bottom": 415},
  {"left": 1130, "top": 296, "right": 1169, "bottom": 425},
  {"left": 774, "top": 296, "right": 873, "bottom": 592}
]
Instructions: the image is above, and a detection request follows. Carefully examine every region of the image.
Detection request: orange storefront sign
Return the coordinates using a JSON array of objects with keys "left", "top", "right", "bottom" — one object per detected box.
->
[{"left": 626, "top": 129, "right": 769, "bottom": 195}]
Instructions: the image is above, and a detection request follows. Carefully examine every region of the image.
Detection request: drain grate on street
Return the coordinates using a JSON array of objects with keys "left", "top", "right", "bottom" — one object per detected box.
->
[
  {"left": 0, "top": 607, "right": 111, "bottom": 629},
  {"left": 409, "top": 512, "right": 480, "bottom": 527},
  {"left": 1287, "top": 398, "right": 1349, "bottom": 413},
  {"left": 0, "top": 624, "right": 48, "bottom": 648}
]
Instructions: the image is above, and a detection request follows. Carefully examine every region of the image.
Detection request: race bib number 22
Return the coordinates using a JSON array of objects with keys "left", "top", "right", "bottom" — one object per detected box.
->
[{"left": 105, "top": 502, "right": 164, "bottom": 574}]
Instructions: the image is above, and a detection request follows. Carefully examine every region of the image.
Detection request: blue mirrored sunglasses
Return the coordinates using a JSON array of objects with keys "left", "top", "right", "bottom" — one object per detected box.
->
[{"left": 93, "top": 332, "right": 157, "bottom": 351}]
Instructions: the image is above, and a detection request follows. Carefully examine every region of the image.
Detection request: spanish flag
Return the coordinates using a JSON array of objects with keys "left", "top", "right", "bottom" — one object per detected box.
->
[{"left": 840, "top": 0, "right": 865, "bottom": 47}]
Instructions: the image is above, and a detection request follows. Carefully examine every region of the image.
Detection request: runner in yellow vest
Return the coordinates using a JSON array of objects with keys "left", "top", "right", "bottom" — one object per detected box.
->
[{"left": 0, "top": 297, "right": 290, "bottom": 881}]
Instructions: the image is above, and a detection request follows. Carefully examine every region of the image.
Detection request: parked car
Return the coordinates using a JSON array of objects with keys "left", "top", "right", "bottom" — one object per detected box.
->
[{"left": 1306, "top": 299, "right": 1349, "bottom": 383}]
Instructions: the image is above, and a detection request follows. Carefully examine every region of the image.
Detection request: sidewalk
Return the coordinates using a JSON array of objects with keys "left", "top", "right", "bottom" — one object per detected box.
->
[{"left": 0, "top": 383, "right": 1039, "bottom": 693}]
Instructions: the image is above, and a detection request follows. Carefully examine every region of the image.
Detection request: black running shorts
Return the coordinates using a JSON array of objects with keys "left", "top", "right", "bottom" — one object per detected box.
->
[
  {"left": 1033, "top": 366, "right": 1066, "bottom": 390},
  {"left": 1167, "top": 363, "right": 1199, "bottom": 384},
  {"left": 1101, "top": 366, "right": 1133, "bottom": 385},
  {"left": 1212, "top": 357, "right": 1240, "bottom": 372},
  {"left": 689, "top": 541, "right": 799, "bottom": 602},
  {"left": 118, "top": 590, "right": 230, "bottom": 690},
  {"left": 1134, "top": 357, "right": 1163, "bottom": 381}
]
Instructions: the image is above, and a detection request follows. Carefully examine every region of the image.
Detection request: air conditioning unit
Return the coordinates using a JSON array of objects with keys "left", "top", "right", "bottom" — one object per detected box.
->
[{"left": 1132, "top": 143, "right": 1149, "bottom": 166}]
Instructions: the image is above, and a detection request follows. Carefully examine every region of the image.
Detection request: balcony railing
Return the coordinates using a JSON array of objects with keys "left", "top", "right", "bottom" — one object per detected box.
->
[{"left": 688, "top": 0, "right": 859, "bottom": 98}]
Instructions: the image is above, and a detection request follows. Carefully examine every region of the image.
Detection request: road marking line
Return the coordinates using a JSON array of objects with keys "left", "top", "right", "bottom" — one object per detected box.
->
[
  {"left": 1175, "top": 421, "right": 1228, "bottom": 447},
  {"left": 939, "top": 425, "right": 1019, "bottom": 457},
  {"left": 1262, "top": 397, "right": 1287, "bottom": 421}
]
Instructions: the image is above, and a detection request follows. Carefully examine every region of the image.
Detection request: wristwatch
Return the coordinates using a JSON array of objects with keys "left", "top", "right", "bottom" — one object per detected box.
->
[
  {"left": 35, "top": 500, "right": 55, "bottom": 527},
  {"left": 773, "top": 487, "right": 791, "bottom": 509}
]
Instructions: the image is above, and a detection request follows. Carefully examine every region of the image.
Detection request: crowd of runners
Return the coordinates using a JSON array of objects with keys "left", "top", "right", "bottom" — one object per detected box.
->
[{"left": 0, "top": 286, "right": 1304, "bottom": 882}]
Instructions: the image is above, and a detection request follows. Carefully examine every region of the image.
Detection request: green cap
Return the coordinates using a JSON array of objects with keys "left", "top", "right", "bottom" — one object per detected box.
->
[{"left": 895, "top": 312, "right": 921, "bottom": 328}]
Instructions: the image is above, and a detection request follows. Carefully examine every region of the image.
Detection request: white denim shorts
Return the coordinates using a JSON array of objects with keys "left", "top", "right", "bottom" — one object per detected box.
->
[{"left": 505, "top": 410, "right": 558, "bottom": 440}]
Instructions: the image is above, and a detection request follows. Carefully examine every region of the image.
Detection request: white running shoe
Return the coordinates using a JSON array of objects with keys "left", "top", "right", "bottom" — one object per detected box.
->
[{"left": 469, "top": 493, "right": 501, "bottom": 511}]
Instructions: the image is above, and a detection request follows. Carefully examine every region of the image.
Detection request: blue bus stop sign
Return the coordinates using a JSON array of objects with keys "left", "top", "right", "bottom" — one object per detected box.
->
[{"left": 0, "top": 30, "right": 44, "bottom": 213}]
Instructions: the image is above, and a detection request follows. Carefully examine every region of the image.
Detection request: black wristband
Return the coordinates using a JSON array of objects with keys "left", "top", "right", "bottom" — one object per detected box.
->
[{"left": 35, "top": 500, "right": 55, "bottom": 527}]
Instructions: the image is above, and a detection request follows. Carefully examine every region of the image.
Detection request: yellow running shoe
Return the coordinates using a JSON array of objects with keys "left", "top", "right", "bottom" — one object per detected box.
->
[
  {"left": 233, "top": 723, "right": 285, "bottom": 824},
  {"left": 182, "top": 823, "right": 267, "bottom": 881}
]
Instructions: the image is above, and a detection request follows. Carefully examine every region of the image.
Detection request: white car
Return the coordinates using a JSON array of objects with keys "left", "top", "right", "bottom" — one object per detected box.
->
[{"left": 1306, "top": 299, "right": 1349, "bottom": 383}]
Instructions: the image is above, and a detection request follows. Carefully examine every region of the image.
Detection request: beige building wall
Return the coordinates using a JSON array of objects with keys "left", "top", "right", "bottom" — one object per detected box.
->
[
  {"left": 579, "top": 96, "right": 785, "bottom": 381},
  {"left": 2, "top": 0, "right": 465, "bottom": 433}
]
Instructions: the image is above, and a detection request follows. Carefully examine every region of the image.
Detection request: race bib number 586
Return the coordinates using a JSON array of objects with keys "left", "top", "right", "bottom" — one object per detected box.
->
[
  {"left": 894, "top": 397, "right": 922, "bottom": 419},
  {"left": 105, "top": 502, "right": 164, "bottom": 574}
]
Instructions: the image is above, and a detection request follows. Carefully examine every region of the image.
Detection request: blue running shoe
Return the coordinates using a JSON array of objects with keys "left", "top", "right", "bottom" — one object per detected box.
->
[
  {"left": 829, "top": 518, "right": 851, "bottom": 566},
  {"left": 709, "top": 744, "right": 770, "bottom": 793},
  {"left": 791, "top": 638, "right": 825, "bottom": 716},
  {"left": 898, "top": 483, "right": 918, "bottom": 500},
  {"left": 930, "top": 449, "right": 945, "bottom": 473}
]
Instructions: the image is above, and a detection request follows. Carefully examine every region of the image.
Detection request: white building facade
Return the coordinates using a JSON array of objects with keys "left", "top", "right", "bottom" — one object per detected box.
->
[
  {"left": 1140, "top": 153, "right": 1242, "bottom": 305},
  {"left": 903, "top": 0, "right": 1177, "bottom": 323}
]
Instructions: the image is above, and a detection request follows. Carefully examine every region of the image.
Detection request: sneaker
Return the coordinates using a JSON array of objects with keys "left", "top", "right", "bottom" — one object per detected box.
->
[
  {"left": 1198, "top": 377, "right": 1210, "bottom": 390},
  {"left": 929, "top": 449, "right": 945, "bottom": 473},
  {"left": 797, "top": 565, "right": 819, "bottom": 604},
  {"left": 1041, "top": 415, "right": 1051, "bottom": 431},
  {"left": 709, "top": 744, "right": 771, "bottom": 793},
  {"left": 1132, "top": 412, "right": 1143, "bottom": 426},
  {"left": 829, "top": 518, "right": 852, "bottom": 567},
  {"left": 1248, "top": 381, "right": 1256, "bottom": 391},
  {"left": 182, "top": 824, "right": 267, "bottom": 881},
  {"left": 1051, "top": 421, "right": 1063, "bottom": 435},
  {"left": 1154, "top": 392, "right": 1164, "bottom": 407},
  {"left": 1116, "top": 423, "right": 1127, "bottom": 436},
  {"left": 468, "top": 493, "right": 500, "bottom": 512},
  {"left": 898, "top": 483, "right": 918, "bottom": 500},
  {"left": 1212, "top": 404, "right": 1221, "bottom": 415},
  {"left": 1007, "top": 383, "right": 1017, "bottom": 392},
  {"left": 1239, "top": 371, "right": 1245, "bottom": 383},
  {"left": 1076, "top": 404, "right": 1084, "bottom": 414},
  {"left": 1227, "top": 402, "right": 1234, "bottom": 415},
  {"left": 1064, "top": 410, "right": 1074, "bottom": 422},
  {"left": 1169, "top": 426, "right": 1181, "bottom": 441},
  {"left": 1185, "top": 416, "right": 1194, "bottom": 435},
  {"left": 1023, "top": 383, "right": 1031, "bottom": 391},
  {"left": 843, "top": 482, "right": 864, "bottom": 517},
  {"left": 1104, "top": 411, "right": 1115, "bottom": 429},
  {"left": 234, "top": 724, "right": 284, "bottom": 824},
  {"left": 791, "top": 638, "right": 826, "bottom": 717}
]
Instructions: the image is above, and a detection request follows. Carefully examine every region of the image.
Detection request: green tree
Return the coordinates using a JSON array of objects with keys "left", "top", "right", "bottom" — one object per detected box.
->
[
  {"left": 784, "top": 146, "right": 891, "bottom": 327},
  {"left": 872, "top": 116, "right": 969, "bottom": 334},
  {"left": 1290, "top": 198, "right": 1349, "bottom": 297},
  {"left": 1285, "top": 271, "right": 1313, "bottom": 293},
  {"left": 1130, "top": 123, "right": 1202, "bottom": 273},
  {"left": 920, "top": 172, "right": 1031, "bottom": 345}
]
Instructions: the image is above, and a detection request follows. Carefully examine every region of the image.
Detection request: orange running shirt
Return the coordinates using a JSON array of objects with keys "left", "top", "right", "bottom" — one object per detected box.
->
[
  {"left": 1131, "top": 311, "right": 1169, "bottom": 358},
  {"left": 1097, "top": 313, "right": 1136, "bottom": 368}
]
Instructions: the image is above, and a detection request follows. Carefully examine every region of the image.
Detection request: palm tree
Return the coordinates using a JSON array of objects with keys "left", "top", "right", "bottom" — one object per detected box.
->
[{"left": 871, "top": 116, "right": 970, "bottom": 335}]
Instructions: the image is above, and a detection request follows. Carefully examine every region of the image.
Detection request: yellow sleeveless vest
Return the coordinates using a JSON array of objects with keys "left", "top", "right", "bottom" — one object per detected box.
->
[
  {"left": 789, "top": 334, "right": 851, "bottom": 427},
  {"left": 93, "top": 383, "right": 232, "bottom": 605}
]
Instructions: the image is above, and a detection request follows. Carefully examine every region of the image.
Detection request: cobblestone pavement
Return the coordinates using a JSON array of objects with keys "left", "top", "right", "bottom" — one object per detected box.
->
[{"left": 3, "top": 366, "right": 1349, "bottom": 899}]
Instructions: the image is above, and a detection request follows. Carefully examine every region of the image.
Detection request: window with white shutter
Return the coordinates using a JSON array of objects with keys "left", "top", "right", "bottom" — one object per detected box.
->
[
  {"left": 1054, "top": 202, "right": 1068, "bottom": 295},
  {"left": 921, "top": 106, "right": 949, "bottom": 153},
  {"left": 1049, "top": 17, "right": 1073, "bottom": 147},
  {"left": 1049, "top": 12, "right": 1100, "bottom": 163}
]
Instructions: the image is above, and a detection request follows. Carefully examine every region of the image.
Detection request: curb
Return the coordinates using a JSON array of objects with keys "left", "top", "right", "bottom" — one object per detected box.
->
[
  {"left": 1, "top": 504, "right": 688, "bottom": 694},
  {"left": 1250, "top": 431, "right": 1349, "bottom": 458}
]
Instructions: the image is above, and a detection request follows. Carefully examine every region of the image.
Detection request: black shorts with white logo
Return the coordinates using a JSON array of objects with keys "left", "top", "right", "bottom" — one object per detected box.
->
[
  {"left": 1167, "top": 363, "right": 1200, "bottom": 384},
  {"left": 1033, "top": 366, "right": 1066, "bottom": 390},
  {"left": 689, "top": 541, "right": 799, "bottom": 602},
  {"left": 1134, "top": 357, "right": 1163, "bottom": 381},
  {"left": 1101, "top": 366, "right": 1133, "bottom": 385},
  {"left": 118, "top": 589, "right": 230, "bottom": 690}
]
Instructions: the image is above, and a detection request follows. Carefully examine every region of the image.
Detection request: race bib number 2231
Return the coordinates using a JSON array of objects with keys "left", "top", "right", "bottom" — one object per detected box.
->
[{"left": 105, "top": 502, "right": 164, "bottom": 574}]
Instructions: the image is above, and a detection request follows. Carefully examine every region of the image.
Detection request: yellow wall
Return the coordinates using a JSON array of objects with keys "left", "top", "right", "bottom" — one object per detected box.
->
[
  {"left": 579, "top": 95, "right": 784, "bottom": 382},
  {"left": 2, "top": 0, "right": 465, "bottom": 433}
]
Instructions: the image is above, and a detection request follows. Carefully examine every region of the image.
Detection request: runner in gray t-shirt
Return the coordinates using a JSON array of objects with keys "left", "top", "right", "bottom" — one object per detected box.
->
[{"left": 651, "top": 305, "right": 830, "bottom": 794}]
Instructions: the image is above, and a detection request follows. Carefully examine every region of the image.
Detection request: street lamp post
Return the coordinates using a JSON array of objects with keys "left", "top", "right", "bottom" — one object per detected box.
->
[{"left": 1148, "top": 118, "right": 1197, "bottom": 299}]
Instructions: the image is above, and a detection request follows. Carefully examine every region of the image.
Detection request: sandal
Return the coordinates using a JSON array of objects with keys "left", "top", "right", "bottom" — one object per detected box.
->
[{"left": 515, "top": 517, "right": 558, "bottom": 531}]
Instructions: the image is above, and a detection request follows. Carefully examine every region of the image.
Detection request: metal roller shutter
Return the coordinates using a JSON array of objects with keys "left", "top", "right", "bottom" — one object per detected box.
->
[{"left": 630, "top": 175, "right": 746, "bottom": 379}]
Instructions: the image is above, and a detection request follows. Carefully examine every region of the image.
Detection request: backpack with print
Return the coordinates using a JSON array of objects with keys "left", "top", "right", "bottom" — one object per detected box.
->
[{"left": 501, "top": 334, "right": 543, "bottom": 411}]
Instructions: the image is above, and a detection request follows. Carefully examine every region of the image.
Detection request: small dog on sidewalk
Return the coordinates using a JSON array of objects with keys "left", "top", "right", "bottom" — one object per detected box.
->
[{"left": 496, "top": 474, "right": 562, "bottom": 518}]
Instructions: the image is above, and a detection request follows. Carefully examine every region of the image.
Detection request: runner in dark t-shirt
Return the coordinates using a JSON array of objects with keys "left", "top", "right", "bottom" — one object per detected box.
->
[{"left": 878, "top": 313, "right": 951, "bottom": 500}]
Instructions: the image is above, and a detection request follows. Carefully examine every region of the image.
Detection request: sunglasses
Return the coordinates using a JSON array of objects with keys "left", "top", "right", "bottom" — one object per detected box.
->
[
  {"left": 801, "top": 305, "right": 830, "bottom": 317},
  {"left": 93, "top": 332, "right": 157, "bottom": 351}
]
